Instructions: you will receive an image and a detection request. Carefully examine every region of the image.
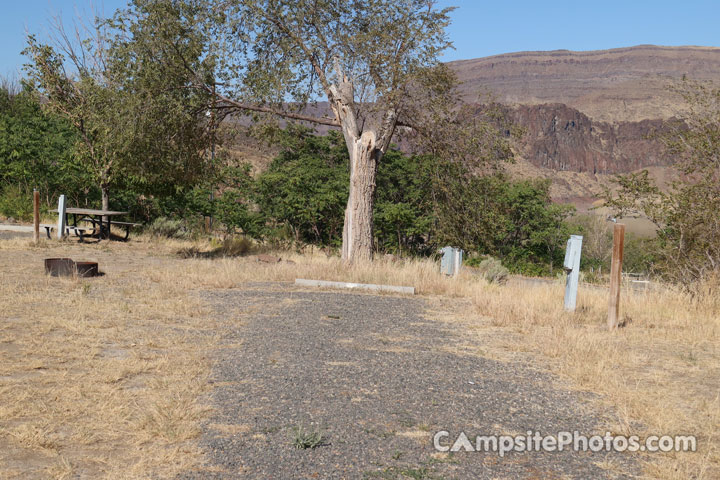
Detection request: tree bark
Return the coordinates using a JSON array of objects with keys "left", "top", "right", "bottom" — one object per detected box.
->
[
  {"left": 329, "top": 71, "right": 396, "bottom": 263},
  {"left": 101, "top": 183, "right": 110, "bottom": 226},
  {"left": 342, "top": 131, "right": 379, "bottom": 262},
  {"left": 101, "top": 185, "right": 109, "bottom": 212}
]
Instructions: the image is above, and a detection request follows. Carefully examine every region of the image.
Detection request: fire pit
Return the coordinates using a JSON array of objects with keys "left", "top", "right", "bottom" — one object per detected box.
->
[
  {"left": 75, "top": 261, "right": 99, "bottom": 278},
  {"left": 44, "top": 258, "right": 75, "bottom": 277},
  {"left": 44, "top": 258, "right": 100, "bottom": 278}
]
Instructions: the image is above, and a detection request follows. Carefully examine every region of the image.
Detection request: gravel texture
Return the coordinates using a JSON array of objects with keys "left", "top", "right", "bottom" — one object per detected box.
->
[{"left": 184, "top": 283, "right": 637, "bottom": 479}]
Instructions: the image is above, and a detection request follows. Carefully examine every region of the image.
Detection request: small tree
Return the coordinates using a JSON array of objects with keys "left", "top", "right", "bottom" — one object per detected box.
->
[
  {"left": 24, "top": 30, "right": 123, "bottom": 211},
  {"left": 23, "top": 12, "right": 210, "bottom": 213},
  {"left": 602, "top": 81, "right": 720, "bottom": 287}
]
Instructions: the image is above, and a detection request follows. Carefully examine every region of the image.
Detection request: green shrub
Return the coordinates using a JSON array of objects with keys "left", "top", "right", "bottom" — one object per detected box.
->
[
  {"left": 255, "top": 130, "right": 348, "bottom": 246},
  {"left": 0, "top": 185, "right": 34, "bottom": 221},
  {"left": 291, "top": 425, "right": 326, "bottom": 449},
  {"left": 475, "top": 256, "right": 509, "bottom": 284},
  {"left": 146, "top": 216, "right": 187, "bottom": 239}
]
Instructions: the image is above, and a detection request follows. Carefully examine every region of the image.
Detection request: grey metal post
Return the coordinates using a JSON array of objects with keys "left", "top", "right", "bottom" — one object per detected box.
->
[
  {"left": 440, "top": 246, "right": 453, "bottom": 275},
  {"left": 563, "top": 235, "right": 583, "bottom": 311},
  {"left": 440, "top": 247, "right": 463, "bottom": 276},
  {"left": 453, "top": 248, "right": 463, "bottom": 277},
  {"left": 56, "top": 194, "right": 66, "bottom": 240}
]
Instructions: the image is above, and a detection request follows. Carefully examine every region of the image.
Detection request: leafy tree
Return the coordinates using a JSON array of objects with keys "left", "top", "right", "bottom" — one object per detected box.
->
[
  {"left": 24, "top": 31, "right": 129, "bottom": 212},
  {"left": 603, "top": 81, "right": 720, "bottom": 287},
  {"left": 23, "top": 11, "right": 211, "bottom": 213},
  {"left": 255, "top": 129, "right": 349, "bottom": 246},
  {"left": 0, "top": 82, "right": 87, "bottom": 213},
  {"left": 113, "top": 0, "right": 461, "bottom": 262},
  {"left": 432, "top": 168, "right": 574, "bottom": 275},
  {"left": 255, "top": 129, "right": 437, "bottom": 253}
]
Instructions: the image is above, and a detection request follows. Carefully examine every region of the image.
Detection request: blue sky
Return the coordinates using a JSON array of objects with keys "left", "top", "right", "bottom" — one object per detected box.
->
[{"left": 2, "top": 0, "right": 719, "bottom": 78}]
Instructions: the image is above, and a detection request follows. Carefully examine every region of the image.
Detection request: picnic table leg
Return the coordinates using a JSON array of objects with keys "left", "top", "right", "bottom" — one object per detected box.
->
[
  {"left": 100, "top": 216, "right": 111, "bottom": 240},
  {"left": 96, "top": 215, "right": 106, "bottom": 240}
]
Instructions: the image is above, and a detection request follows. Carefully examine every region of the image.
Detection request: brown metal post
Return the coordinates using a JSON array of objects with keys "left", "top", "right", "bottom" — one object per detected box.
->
[
  {"left": 33, "top": 189, "right": 40, "bottom": 244},
  {"left": 608, "top": 223, "right": 626, "bottom": 330}
]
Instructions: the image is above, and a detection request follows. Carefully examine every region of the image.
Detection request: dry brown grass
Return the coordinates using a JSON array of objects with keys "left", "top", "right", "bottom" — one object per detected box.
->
[
  {"left": 0, "top": 237, "right": 218, "bottom": 478},
  {"left": 147, "top": 235, "right": 487, "bottom": 297},
  {"left": 463, "top": 279, "right": 720, "bottom": 479},
  {"left": 146, "top": 236, "right": 720, "bottom": 478},
  {"left": 2, "top": 233, "right": 718, "bottom": 478}
]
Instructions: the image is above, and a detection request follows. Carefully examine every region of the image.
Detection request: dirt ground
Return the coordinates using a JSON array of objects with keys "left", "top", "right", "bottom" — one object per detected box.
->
[{"left": 1, "top": 232, "right": 713, "bottom": 479}]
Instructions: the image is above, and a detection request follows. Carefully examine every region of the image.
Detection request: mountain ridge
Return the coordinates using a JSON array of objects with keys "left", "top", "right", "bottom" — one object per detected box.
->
[{"left": 448, "top": 44, "right": 720, "bottom": 123}]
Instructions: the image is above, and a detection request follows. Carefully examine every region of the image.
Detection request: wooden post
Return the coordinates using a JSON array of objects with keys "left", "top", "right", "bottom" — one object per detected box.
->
[
  {"left": 33, "top": 189, "right": 40, "bottom": 243},
  {"left": 57, "top": 195, "right": 66, "bottom": 240},
  {"left": 607, "top": 223, "right": 626, "bottom": 330}
]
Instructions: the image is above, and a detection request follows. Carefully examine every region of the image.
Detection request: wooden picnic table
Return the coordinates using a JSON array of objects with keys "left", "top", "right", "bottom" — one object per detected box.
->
[{"left": 51, "top": 207, "right": 129, "bottom": 240}]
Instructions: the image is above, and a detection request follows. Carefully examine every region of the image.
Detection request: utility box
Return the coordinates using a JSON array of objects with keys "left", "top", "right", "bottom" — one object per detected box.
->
[
  {"left": 440, "top": 246, "right": 463, "bottom": 277},
  {"left": 563, "top": 235, "right": 583, "bottom": 311}
]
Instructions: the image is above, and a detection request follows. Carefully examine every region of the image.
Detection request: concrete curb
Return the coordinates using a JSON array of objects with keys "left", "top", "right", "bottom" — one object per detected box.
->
[{"left": 295, "top": 278, "right": 415, "bottom": 295}]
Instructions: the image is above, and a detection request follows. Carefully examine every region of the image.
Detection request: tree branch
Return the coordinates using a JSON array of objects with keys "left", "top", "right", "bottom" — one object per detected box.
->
[
  {"left": 249, "top": 3, "right": 333, "bottom": 101},
  {"left": 211, "top": 90, "right": 340, "bottom": 127}
]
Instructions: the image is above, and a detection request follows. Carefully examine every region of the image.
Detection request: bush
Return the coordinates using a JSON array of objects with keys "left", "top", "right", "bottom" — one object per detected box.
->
[
  {"left": 0, "top": 185, "right": 34, "bottom": 221},
  {"left": 255, "top": 130, "right": 348, "bottom": 246},
  {"left": 433, "top": 171, "right": 574, "bottom": 274},
  {"left": 146, "top": 216, "right": 187, "bottom": 239},
  {"left": 475, "top": 256, "right": 510, "bottom": 284},
  {"left": 215, "top": 236, "right": 254, "bottom": 257},
  {"left": 623, "top": 234, "right": 659, "bottom": 276}
]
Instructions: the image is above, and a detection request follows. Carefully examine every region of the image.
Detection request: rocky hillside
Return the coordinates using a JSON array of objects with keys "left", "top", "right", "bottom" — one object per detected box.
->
[
  {"left": 446, "top": 45, "right": 720, "bottom": 200},
  {"left": 507, "top": 103, "right": 672, "bottom": 174},
  {"left": 449, "top": 45, "right": 720, "bottom": 123}
]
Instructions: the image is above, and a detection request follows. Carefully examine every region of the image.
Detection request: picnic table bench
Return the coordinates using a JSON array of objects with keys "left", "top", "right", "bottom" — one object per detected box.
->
[
  {"left": 51, "top": 207, "right": 141, "bottom": 241},
  {"left": 40, "top": 224, "right": 91, "bottom": 242},
  {"left": 79, "top": 217, "right": 142, "bottom": 240}
]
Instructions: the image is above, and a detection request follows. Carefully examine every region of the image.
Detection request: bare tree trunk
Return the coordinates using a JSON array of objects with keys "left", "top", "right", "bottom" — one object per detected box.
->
[
  {"left": 101, "top": 184, "right": 110, "bottom": 234},
  {"left": 342, "top": 131, "right": 379, "bottom": 262},
  {"left": 101, "top": 185, "right": 109, "bottom": 212},
  {"left": 330, "top": 70, "right": 396, "bottom": 263}
]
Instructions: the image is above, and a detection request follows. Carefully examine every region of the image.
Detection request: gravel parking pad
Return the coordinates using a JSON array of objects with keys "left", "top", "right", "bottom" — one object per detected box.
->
[{"left": 184, "top": 284, "right": 637, "bottom": 479}]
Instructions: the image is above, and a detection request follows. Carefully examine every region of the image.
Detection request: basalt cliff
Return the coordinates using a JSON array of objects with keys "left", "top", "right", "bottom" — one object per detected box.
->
[{"left": 448, "top": 45, "right": 720, "bottom": 200}]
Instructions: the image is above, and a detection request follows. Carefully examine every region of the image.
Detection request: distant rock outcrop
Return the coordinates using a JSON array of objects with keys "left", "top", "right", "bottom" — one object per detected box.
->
[{"left": 508, "top": 104, "right": 673, "bottom": 173}]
